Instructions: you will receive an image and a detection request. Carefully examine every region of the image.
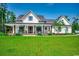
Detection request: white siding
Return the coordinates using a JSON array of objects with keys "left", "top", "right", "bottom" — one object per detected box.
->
[
  {"left": 23, "top": 13, "right": 39, "bottom": 23},
  {"left": 52, "top": 26, "right": 55, "bottom": 33},
  {"left": 58, "top": 26, "right": 66, "bottom": 33},
  {"left": 67, "top": 26, "right": 72, "bottom": 33},
  {"left": 52, "top": 26, "right": 72, "bottom": 34}
]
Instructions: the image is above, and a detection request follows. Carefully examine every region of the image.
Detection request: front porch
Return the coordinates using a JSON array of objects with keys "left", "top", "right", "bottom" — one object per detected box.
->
[{"left": 5, "top": 23, "right": 52, "bottom": 35}]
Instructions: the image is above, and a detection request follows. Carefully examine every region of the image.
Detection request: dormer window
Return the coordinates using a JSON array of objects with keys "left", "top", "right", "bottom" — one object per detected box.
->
[{"left": 28, "top": 16, "right": 33, "bottom": 21}]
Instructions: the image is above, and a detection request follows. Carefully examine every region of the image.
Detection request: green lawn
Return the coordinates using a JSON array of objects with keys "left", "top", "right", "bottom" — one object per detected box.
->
[{"left": 0, "top": 35, "right": 79, "bottom": 56}]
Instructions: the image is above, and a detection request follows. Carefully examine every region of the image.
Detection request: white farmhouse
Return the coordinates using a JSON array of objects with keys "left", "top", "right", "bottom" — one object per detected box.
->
[{"left": 5, "top": 10, "right": 72, "bottom": 35}]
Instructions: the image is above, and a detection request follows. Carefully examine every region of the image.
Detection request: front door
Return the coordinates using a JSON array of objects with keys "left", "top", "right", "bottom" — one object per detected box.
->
[{"left": 28, "top": 26, "right": 33, "bottom": 34}]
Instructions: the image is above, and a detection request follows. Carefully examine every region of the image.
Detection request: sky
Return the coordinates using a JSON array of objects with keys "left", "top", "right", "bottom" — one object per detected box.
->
[{"left": 7, "top": 3, "right": 79, "bottom": 22}]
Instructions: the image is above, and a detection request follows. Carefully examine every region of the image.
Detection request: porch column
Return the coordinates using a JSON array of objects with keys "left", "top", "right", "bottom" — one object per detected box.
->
[
  {"left": 15, "top": 25, "right": 16, "bottom": 34},
  {"left": 15, "top": 25, "right": 19, "bottom": 34},
  {"left": 27, "top": 25, "right": 28, "bottom": 34},
  {"left": 24, "top": 25, "right": 27, "bottom": 34},
  {"left": 49, "top": 26, "right": 52, "bottom": 33},
  {"left": 43, "top": 25, "right": 44, "bottom": 34},
  {"left": 33, "top": 25, "right": 35, "bottom": 34},
  {"left": 13, "top": 25, "right": 15, "bottom": 34},
  {"left": 51, "top": 26, "right": 52, "bottom": 33},
  {"left": 42, "top": 25, "right": 44, "bottom": 34},
  {"left": 34, "top": 25, "right": 36, "bottom": 34}
]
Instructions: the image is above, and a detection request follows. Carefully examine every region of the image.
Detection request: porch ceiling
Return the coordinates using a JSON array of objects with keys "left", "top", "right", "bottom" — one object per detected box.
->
[
  {"left": 5, "top": 23, "right": 52, "bottom": 26},
  {"left": 5, "top": 24, "right": 14, "bottom": 26}
]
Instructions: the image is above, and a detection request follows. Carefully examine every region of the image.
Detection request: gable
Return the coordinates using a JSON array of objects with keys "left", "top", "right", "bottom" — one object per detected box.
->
[
  {"left": 22, "top": 11, "right": 40, "bottom": 23},
  {"left": 57, "top": 16, "right": 70, "bottom": 25}
]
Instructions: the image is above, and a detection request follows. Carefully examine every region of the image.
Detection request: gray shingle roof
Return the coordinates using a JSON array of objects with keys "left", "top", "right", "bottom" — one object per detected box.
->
[{"left": 37, "top": 15, "right": 45, "bottom": 21}]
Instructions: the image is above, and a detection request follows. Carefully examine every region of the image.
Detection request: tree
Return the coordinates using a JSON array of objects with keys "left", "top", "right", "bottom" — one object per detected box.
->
[
  {"left": 72, "top": 16, "right": 79, "bottom": 33},
  {"left": 10, "top": 12, "right": 16, "bottom": 22},
  {"left": 54, "top": 19, "right": 64, "bottom": 26},
  {"left": 7, "top": 11, "right": 16, "bottom": 23},
  {"left": 0, "top": 3, "right": 7, "bottom": 32},
  {"left": 0, "top": 3, "right": 16, "bottom": 33}
]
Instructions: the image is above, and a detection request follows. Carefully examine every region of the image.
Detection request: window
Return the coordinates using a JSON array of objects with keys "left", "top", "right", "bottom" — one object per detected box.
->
[
  {"left": 45, "top": 27, "right": 47, "bottom": 30},
  {"left": 58, "top": 26, "right": 61, "bottom": 32},
  {"left": 36, "top": 26, "right": 41, "bottom": 32},
  {"left": 28, "top": 16, "right": 33, "bottom": 21}
]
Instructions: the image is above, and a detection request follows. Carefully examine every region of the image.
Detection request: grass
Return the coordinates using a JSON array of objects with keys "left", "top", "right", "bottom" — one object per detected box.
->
[{"left": 0, "top": 35, "right": 79, "bottom": 56}]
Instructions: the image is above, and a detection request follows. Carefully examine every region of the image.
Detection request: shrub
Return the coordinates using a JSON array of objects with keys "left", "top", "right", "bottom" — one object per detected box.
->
[
  {"left": 0, "top": 32, "right": 7, "bottom": 36},
  {"left": 37, "top": 31, "right": 42, "bottom": 36},
  {"left": 16, "top": 33, "right": 21, "bottom": 36},
  {"left": 48, "top": 33, "right": 52, "bottom": 35}
]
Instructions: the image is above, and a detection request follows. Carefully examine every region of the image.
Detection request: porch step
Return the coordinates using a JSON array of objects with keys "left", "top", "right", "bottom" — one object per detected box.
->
[{"left": 23, "top": 34, "right": 36, "bottom": 36}]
